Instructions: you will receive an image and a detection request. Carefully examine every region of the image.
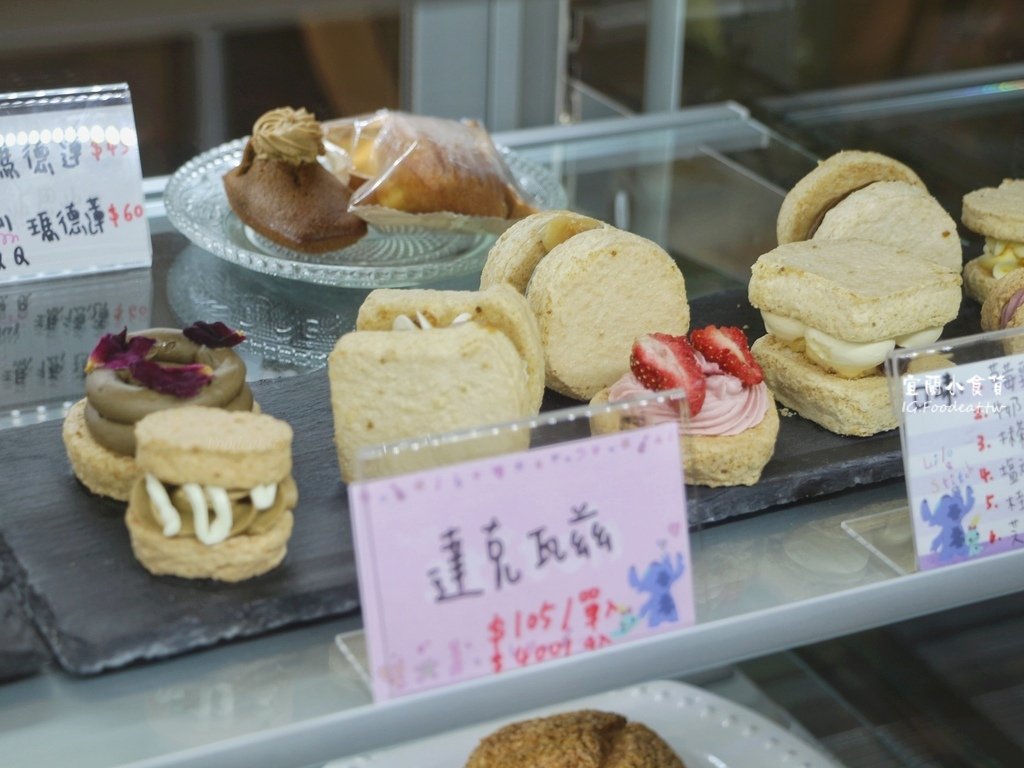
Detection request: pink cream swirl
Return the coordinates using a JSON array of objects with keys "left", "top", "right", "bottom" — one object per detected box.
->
[{"left": 607, "top": 354, "right": 768, "bottom": 436}]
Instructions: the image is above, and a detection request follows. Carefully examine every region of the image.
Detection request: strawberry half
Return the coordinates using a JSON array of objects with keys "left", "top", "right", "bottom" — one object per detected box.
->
[
  {"left": 690, "top": 325, "right": 764, "bottom": 386},
  {"left": 629, "top": 333, "right": 706, "bottom": 416}
]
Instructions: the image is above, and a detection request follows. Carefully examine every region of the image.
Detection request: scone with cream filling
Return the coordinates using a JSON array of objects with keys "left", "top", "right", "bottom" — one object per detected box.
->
[
  {"left": 748, "top": 239, "right": 962, "bottom": 435},
  {"left": 329, "top": 306, "right": 536, "bottom": 482},
  {"left": 126, "top": 407, "right": 296, "bottom": 582},
  {"left": 962, "top": 178, "right": 1024, "bottom": 303}
]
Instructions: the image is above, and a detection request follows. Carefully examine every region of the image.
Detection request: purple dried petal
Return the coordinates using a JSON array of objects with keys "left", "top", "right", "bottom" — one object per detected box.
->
[
  {"left": 85, "top": 329, "right": 156, "bottom": 373},
  {"left": 129, "top": 359, "right": 214, "bottom": 398},
  {"left": 183, "top": 321, "right": 246, "bottom": 348}
]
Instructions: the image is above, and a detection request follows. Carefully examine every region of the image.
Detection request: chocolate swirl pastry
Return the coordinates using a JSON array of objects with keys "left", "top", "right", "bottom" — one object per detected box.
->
[{"left": 85, "top": 328, "right": 253, "bottom": 456}]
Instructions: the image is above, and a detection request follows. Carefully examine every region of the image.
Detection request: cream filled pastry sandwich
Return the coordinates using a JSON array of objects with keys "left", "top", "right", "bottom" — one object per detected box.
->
[
  {"left": 329, "top": 286, "right": 542, "bottom": 482},
  {"left": 63, "top": 322, "right": 254, "bottom": 501},
  {"left": 962, "top": 179, "right": 1024, "bottom": 303},
  {"left": 748, "top": 239, "right": 962, "bottom": 436},
  {"left": 126, "top": 407, "right": 296, "bottom": 582},
  {"left": 591, "top": 326, "right": 778, "bottom": 487}
]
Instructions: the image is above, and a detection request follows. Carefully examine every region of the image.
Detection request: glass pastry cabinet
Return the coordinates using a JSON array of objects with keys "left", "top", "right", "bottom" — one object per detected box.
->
[{"left": 2, "top": 2, "right": 1024, "bottom": 766}]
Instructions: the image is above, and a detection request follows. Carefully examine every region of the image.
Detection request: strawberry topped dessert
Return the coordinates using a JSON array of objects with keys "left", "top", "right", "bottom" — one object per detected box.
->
[{"left": 592, "top": 325, "right": 779, "bottom": 487}]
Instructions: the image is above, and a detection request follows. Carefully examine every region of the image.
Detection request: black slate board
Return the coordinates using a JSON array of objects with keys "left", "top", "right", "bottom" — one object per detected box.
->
[
  {"left": 0, "top": 553, "right": 49, "bottom": 681},
  {"left": 0, "top": 373, "right": 359, "bottom": 675},
  {"left": 0, "top": 289, "right": 982, "bottom": 676},
  {"left": 686, "top": 289, "right": 982, "bottom": 525}
]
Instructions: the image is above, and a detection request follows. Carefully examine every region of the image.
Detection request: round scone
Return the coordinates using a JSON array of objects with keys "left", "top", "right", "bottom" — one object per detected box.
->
[
  {"left": 480, "top": 209, "right": 607, "bottom": 294},
  {"left": 526, "top": 229, "right": 690, "bottom": 400},
  {"left": 63, "top": 398, "right": 138, "bottom": 501},
  {"left": 961, "top": 179, "right": 1024, "bottom": 303},
  {"left": 126, "top": 407, "right": 297, "bottom": 582},
  {"left": 777, "top": 150, "right": 926, "bottom": 245},
  {"left": 813, "top": 181, "right": 961, "bottom": 271},
  {"left": 463, "top": 710, "right": 685, "bottom": 768}
]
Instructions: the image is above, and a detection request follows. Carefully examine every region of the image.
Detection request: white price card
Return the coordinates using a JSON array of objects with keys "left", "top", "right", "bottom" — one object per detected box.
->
[
  {"left": 890, "top": 331, "right": 1024, "bottom": 570},
  {"left": 0, "top": 83, "right": 151, "bottom": 283}
]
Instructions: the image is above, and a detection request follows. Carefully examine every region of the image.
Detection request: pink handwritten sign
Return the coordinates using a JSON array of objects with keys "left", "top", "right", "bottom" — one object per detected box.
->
[{"left": 348, "top": 421, "right": 693, "bottom": 701}]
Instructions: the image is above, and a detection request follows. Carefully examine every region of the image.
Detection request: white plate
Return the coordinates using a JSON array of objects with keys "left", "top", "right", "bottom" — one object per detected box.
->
[{"left": 324, "top": 679, "right": 842, "bottom": 768}]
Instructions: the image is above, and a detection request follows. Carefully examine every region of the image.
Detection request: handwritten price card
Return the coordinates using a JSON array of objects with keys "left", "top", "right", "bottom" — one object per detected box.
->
[
  {"left": 349, "top": 422, "right": 693, "bottom": 701},
  {"left": 0, "top": 84, "right": 150, "bottom": 283},
  {"left": 900, "top": 351, "right": 1024, "bottom": 570}
]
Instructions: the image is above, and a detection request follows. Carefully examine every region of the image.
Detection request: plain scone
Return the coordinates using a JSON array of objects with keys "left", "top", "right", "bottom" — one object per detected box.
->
[
  {"left": 463, "top": 710, "right": 686, "bottom": 768},
  {"left": 527, "top": 228, "right": 690, "bottom": 400},
  {"left": 480, "top": 209, "right": 607, "bottom": 294},
  {"left": 813, "top": 181, "right": 961, "bottom": 271},
  {"left": 776, "top": 150, "right": 926, "bottom": 244},
  {"left": 590, "top": 388, "right": 780, "bottom": 486},
  {"left": 328, "top": 323, "right": 532, "bottom": 482}
]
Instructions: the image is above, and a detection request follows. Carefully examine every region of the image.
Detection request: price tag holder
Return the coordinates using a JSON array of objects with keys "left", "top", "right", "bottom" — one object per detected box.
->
[
  {"left": 0, "top": 83, "right": 151, "bottom": 284},
  {"left": 347, "top": 393, "right": 694, "bottom": 702},
  {"left": 887, "top": 328, "right": 1024, "bottom": 571}
]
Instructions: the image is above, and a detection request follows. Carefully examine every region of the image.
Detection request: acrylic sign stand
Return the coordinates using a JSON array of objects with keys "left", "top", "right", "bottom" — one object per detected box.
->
[
  {"left": 0, "top": 83, "right": 151, "bottom": 283},
  {"left": 342, "top": 390, "right": 696, "bottom": 702}
]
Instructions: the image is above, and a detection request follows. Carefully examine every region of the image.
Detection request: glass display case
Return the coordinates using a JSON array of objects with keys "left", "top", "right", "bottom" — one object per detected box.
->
[{"left": 2, "top": 2, "right": 1024, "bottom": 767}]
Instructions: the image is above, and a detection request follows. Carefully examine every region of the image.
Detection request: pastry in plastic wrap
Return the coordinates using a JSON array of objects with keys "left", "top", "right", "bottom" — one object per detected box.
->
[
  {"left": 223, "top": 107, "right": 367, "bottom": 253},
  {"left": 323, "top": 110, "right": 538, "bottom": 225}
]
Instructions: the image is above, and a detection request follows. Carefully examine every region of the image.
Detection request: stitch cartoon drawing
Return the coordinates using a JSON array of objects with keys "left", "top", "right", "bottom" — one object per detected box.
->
[
  {"left": 628, "top": 552, "right": 685, "bottom": 628},
  {"left": 920, "top": 485, "right": 975, "bottom": 561}
]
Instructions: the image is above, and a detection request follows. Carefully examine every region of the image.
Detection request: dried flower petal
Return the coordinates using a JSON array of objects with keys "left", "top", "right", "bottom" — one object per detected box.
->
[
  {"left": 129, "top": 359, "right": 214, "bottom": 398},
  {"left": 85, "top": 328, "right": 156, "bottom": 373},
  {"left": 183, "top": 321, "right": 246, "bottom": 348}
]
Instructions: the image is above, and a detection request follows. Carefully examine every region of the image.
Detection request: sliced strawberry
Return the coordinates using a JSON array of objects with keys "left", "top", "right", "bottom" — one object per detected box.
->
[
  {"left": 690, "top": 325, "right": 764, "bottom": 386},
  {"left": 629, "top": 333, "right": 706, "bottom": 416}
]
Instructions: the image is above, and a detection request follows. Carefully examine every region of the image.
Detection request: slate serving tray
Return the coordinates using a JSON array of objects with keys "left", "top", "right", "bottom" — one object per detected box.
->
[
  {"left": 0, "top": 374, "right": 360, "bottom": 676},
  {"left": 0, "top": 289, "right": 981, "bottom": 676},
  {"left": 0, "top": 553, "right": 49, "bottom": 681}
]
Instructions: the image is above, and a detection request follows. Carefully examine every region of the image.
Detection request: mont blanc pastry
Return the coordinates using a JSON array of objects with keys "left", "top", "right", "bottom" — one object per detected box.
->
[{"left": 63, "top": 322, "right": 254, "bottom": 501}]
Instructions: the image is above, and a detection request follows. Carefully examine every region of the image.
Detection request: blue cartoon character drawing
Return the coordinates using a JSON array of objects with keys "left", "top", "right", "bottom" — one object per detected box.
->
[
  {"left": 628, "top": 552, "right": 685, "bottom": 628},
  {"left": 920, "top": 485, "right": 975, "bottom": 561}
]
